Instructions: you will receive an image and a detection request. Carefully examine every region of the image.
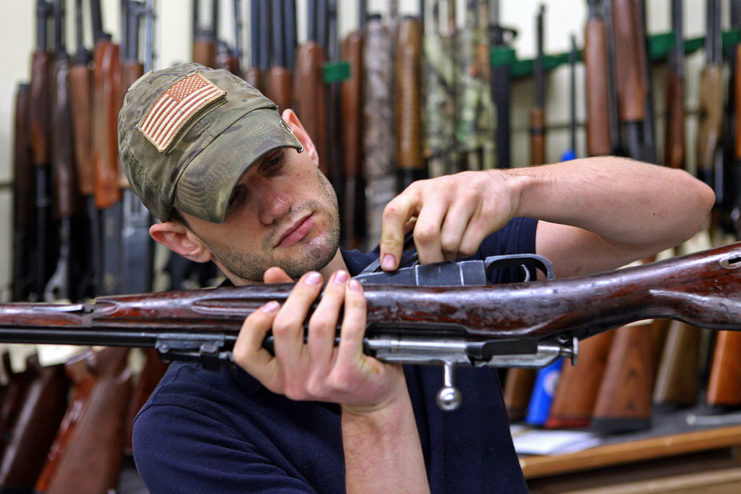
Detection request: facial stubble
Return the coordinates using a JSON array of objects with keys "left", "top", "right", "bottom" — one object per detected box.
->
[{"left": 205, "top": 169, "right": 341, "bottom": 282}]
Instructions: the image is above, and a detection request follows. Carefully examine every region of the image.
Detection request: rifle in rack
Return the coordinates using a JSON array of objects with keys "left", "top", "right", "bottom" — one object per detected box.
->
[
  {"left": 28, "top": 0, "right": 55, "bottom": 301},
  {"left": 340, "top": 0, "right": 366, "bottom": 250},
  {"left": 396, "top": 13, "right": 425, "bottom": 189},
  {"left": 91, "top": 0, "right": 122, "bottom": 295},
  {"left": 0, "top": 243, "right": 739, "bottom": 412},
  {"left": 192, "top": 0, "right": 217, "bottom": 68},
  {"left": 13, "top": 83, "right": 34, "bottom": 302},
  {"left": 488, "top": 0, "right": 516, "bottom": 169},
  {"left": 728, "top": 0, "right": 741, "bottom": 237},
  {"left": 293, "top": 0, "right": 327, "bottom": 177},
  {"left": 584, "top": 0, "right": 612, "bottom": 157},
  {"left": 119, "top": 0, "right": 154, "bottom": 296},
  {"left": 664, "top": 0, "right": 685, "bottom": 171},
  {"left": 422, "top": 0, "right": 457, "bottom": 178},
  {"left": 45, "top": 0, "right": 82, "bottom": 302},
  {"left": 69, "top": 0, "right": 99, "bottom": 300},
  {"left": 268, "top": 0, "right": 291, "bottom": 112},
  {"left": 697, "top": 0, "right": 724, "bottom": 203},
  {"left": 530, "top": 4, "right": 546, "bottom": 166}
]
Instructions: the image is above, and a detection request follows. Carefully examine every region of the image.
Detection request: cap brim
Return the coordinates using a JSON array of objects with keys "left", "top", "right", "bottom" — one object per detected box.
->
[{"left": 173, "top": 109, "right": 302, "bottom": 223}]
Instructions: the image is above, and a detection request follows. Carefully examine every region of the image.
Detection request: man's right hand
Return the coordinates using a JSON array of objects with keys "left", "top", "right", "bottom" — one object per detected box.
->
[{"left": 231, "top": 269, "right": 408, "bottom": 412}]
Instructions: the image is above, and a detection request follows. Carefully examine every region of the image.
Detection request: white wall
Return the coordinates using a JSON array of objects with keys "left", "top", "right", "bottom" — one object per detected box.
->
[{"left": 0, "top": 0, "right": 724, "bottom": 299}]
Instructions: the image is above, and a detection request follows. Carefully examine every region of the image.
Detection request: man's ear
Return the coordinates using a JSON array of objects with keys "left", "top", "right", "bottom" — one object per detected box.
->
[
  {"left": 150, "top": 221, "right": 212, "bottom": 263},
  {"left": 282, "top": 108, "right": 319, "bottom": 166}
]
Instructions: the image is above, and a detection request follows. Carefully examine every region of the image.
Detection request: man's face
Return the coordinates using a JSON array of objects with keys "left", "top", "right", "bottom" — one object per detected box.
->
[{"left": 183, "top": 147, "right": 340, "bottom": 282}]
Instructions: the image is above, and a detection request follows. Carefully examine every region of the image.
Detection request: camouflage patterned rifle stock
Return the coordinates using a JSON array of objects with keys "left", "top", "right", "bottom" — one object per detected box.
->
[
  {"left": 457, "top": 0, "right": 495, "bottom": 171},
  {"left": 363, "top": 13, "right": 396, "bottom": 249},
  {"left": 423, "top": 0, "right": 458, "bottom": 177}
]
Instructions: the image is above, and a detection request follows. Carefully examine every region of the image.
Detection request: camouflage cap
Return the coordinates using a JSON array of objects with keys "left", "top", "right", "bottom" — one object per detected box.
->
[{"left": 118, "top": 62, "right": 302, "bottom": 223}]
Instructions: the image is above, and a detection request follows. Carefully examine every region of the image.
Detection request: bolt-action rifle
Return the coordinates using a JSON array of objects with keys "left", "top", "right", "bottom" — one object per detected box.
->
[{"left": 0, "top": 243, "right": 738, "bottom": 412}]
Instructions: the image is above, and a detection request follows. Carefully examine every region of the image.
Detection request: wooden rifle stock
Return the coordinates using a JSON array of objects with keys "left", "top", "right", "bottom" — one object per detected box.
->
[
  {"left": 0, "top": 358, "right": 68, "bottom": 489},
  {"left": 697, "top": 65, "right": 724, "bottom": 185},
  {"left": 591, "top": 256, "right": 670, "bottom": 432},
  {"left": 29, "top": 51, "right": 53, "bottom": 174},
  {"left": 584, "top": 0, "right": 612, "bottom": 156},
  {"left": 707, "top": 331, "right": 741, "bottom": 407},
  {"left": 41, "top": 348, "right": 132, "bottom": 494},
  {"left": 611, "top": 0, "right": 647, "bottom": 160},
  {"left": 653, "top": 320, "right": 702, "bottom": 407},
  {"left": 0, "top": 355, "right": 35, "bottom": 459},
  {"left": 69, "top": 64, "right": 94, "bottom": 198},
  {"left": 340, "top": 29, "right": 365, "bottom": 249},
  {"left": 664, "top": 58, "right": 685, "bottom": 170},
  {"left": 546, "top": 331, "right": 614, "bottom": 429},
  {"left": 591, "top": 322, "right": 654, "bottom": 433},
  {"left": 503, "top": 369, "right": 536, "bottom": 422},
  {"left": 395, "top": 16, "right": 425, "bottom": 188},
  {"left": 92, "top": 40, "right": 121, "bottom": 210},
  {"left": 35, "top": 351, "right": 96, "bottom": 492}
]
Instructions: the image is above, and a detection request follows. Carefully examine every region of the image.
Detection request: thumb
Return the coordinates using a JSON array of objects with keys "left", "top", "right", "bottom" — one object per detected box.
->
[{"left": 263, "top": 266, "right": 294, "bottom": 284}]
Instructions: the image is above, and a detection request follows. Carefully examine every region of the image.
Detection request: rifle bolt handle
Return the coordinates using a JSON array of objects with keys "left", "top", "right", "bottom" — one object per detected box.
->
[{"left": 436, "top": 362, "right": 462, "bottom": 411}]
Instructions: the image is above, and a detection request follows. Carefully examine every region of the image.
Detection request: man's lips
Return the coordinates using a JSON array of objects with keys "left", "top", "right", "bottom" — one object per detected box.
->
[{"left": 276, "top": 214, "right": 314, "bottom": 248}]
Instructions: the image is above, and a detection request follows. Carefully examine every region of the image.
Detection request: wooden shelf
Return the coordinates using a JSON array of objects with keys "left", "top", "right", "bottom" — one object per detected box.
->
[{"left": 520, "top": 424, "right": 741, "bottom": 479}]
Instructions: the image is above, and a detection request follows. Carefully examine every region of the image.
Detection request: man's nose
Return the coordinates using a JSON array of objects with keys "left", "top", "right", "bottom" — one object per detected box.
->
[{"left": 253, "top": 177, "right": 292, "bottom": 224}]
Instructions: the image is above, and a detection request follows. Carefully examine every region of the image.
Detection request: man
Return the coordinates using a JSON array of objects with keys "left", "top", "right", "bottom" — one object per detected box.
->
[{"left": 118, "top": 63, "right": 713, "bottom": 493}]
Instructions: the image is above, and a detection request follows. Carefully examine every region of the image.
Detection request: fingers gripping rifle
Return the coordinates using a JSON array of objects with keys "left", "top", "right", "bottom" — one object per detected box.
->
[{"left": 0, "top": 244, "right": 740, "bottom": 412}]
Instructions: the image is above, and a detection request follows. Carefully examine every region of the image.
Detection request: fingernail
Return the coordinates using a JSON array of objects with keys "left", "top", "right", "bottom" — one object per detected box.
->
[
  {"left": 304, "top": 271, "right": 322, "bottom": 285},
  {"left": 348, "top": 279, "right": 362, "bottom": 292},
  {"left": 381, "top": 254, "right": 395, "bottom": 270},
  {"left": 261, "top": 301, "right": 280, "bottom": 313},
  {"left": 333, "top": 270, "right": 349, "bottom": 284}
]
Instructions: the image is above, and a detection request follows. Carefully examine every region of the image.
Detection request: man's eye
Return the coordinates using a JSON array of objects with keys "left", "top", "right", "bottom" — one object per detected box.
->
[{"left": 260, "top": 152, "right": 284, "bottom": 173}]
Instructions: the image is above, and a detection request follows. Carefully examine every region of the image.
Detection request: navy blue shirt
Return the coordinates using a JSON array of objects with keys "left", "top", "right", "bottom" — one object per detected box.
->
[{"left": 133, "top": 218, "right": 536, "bottom": 493}]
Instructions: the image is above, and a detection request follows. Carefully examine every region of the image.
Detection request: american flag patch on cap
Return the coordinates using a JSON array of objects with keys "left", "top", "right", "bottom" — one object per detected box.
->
[{"left": 138, "top": 72, "right": 226, "bottom": 152}]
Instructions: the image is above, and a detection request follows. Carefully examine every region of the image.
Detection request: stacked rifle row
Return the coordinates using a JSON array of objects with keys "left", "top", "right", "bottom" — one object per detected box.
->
[
  {"left": 14, "top": 0, "right": 157, "bottom": 305},
  {"left": 9, "top": 1, "right": 168, "bottom": 490},
  {"left": 195, "top": 0, "right": 509, "bottom": 250},
  {"left": 0, "top": 345, "right": 166, "bottom": 492},
  {"left": 504, "top": 0, "right": 741, "bottom": 433}
]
